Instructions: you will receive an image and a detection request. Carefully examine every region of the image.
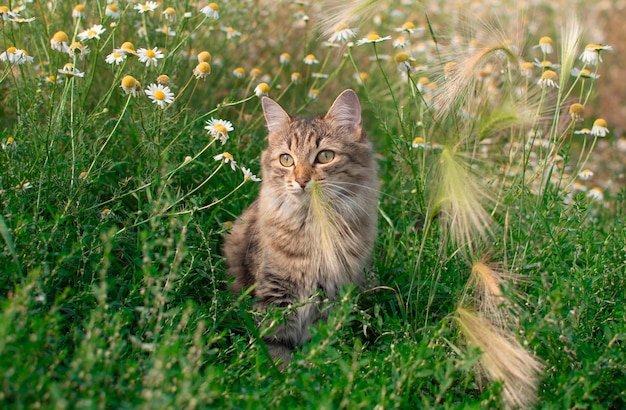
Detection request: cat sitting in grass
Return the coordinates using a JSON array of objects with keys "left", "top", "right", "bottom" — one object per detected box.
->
[{"left": 224, "top": 89, "right": 379, "bottom": 366}]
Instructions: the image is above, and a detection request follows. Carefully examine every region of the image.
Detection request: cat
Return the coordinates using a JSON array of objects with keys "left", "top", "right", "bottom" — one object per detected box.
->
[{"left": 223, "top": 89, "right": 379, "bottom": 366}]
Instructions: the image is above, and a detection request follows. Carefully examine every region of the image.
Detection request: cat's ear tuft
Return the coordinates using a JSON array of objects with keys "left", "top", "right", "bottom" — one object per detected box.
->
[
  {"left": 325, "top": 89, "right": 362, "bottom": 137},
  {"left": 262, "top": 96, "right": 291, "bottom": 135}
]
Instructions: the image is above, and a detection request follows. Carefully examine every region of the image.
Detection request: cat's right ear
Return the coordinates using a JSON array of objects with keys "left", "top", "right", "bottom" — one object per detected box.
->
[{"left": 261, "top": 97, "right": 291, "bottom": 135}]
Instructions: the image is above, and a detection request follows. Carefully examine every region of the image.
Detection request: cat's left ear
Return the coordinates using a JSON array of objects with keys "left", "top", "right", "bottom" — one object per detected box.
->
[{"left": 325, "top": 89, "right": 362, "bottom": 139}]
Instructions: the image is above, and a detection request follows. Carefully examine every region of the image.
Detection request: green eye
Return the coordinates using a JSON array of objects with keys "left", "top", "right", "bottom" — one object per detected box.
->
[
  {"left": 279, "top": 154, "right": 294, "bottom": 167},
  {"left": 316, "top": 150, "right": 335, "bottom": 164}
]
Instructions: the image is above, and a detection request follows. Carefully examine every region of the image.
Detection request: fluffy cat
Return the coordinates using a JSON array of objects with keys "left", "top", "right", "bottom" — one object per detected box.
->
[{"left": 224, "top": 89, "right": 379, "bottom": 365}]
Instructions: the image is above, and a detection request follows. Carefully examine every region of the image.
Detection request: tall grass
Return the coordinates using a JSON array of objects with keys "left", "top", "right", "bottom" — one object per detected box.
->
[{"left": 0, "top": 1, "right": 624, "bottom": 408}]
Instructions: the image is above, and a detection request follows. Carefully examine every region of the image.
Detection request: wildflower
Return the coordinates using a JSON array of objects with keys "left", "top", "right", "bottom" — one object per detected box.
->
[
  {"left": 222, "top": 27, "right": 241, "bottom": 39},
  {"left": 395, "top": 51, "right": 413, "bottom": 73},
  {"left": 193, "top": 62, "right": 211, "bottom": 79},
  {"left": 578, "top": 169, "right": 594, "bottom": 180},
  {"left": 200, "top": 3, "right": 219, "bottom": 19},
  {"left": 312, "top": 72, "right": 329, "bottom": 79},
  {"left": 520, "top": 61, "right": 534, "bottom": 78},
  {"left": 10, "top": 16, "right": 35, "bottom": 24},
  {"left": 569, "top": 103, "right": 584, "bottom": 120},
  {"left": 145, "top": 83, "right": 175, "bottom": 108},
  {"left": 206, "top": 118, "right": 234, "bottom": 144},
  {"left": 214, "top": 152, "right": 237, "bottom": 171},
  {"left": 290, "top": 72, "right": 301, "bottom": 83},
  {"left": 536, "top": 36, "right": 554, "bottom": 54},
  {"left": 570, "top": 67, "right": 600, "bottom": 79},
  {"left": 156, "top": 75, "right": 171, "bottom": 86},
  {"left": 101, "top": 208, "right": 112, "bottom": 218},
  {"left": 68, "top": 42, "right": 90, "bottom": 60},
  {"left": 134, "top": 1, "right": 158, "bottom": 13},
  {"left": 590, "top": 118, "right": 609, "bottom": 137},
  {"left": 328, "top": 23, "right": 357, "bottom": 43},
  {"left": 232, "top": 67, "right": 245, "bottom": 78},
  {"left": 78, "top": 24, "right": 106, "bottom": 41},
  {"left": 356, "top": 31, "right": 392, "bottom": 45},
  {"left": 58, "top": 63, "right": 85, "bottom": 78},
  {"left": 105, "top": 49, "right": 127, "bottom": 65},
  {"left": 303, "top": 54, "right": 319, "bottom": 65},
  {"left": 249, "top": 67, "right": 262, "bottom": 78},
  {"left": 156, "top": 26, "right": 176, "bottom": 37},
  {"left": 579, "top": 44, "right": 612, "bottom": 66},
  {"left": 412, "top": 137, "right": 426, "bottom": 148},
  {"left": 50, "top": 31, "right": 70, "bottom": 53},
  {"left": 574, "top": 128, "right": 591, "bottom": 136},
  {"left": 587, "top": 187, "right": 604, "bottom": 201},
  {"left": 395, "top": 22, "right": 422, "bottom": 35},
  {"left": 121, "top": 42, "right": 137, "bottom": 55},
  {"left": 308, "top": 88, "right": 319, "bottom": 100},
  {"left": 137, "top": 47, "right": 164, "bottom": 67},
  {"left": 73, "top": 4, "right": 86, "bottom": 19},
  {"left": 21, "top": 181, "right": 33, "bottom": 191},
  {"left": 241, "top": 167, "right": 261, "bottom": 182},
  {"left": 533, "top": 59, "right": 560, "bottom": 70},
  {"left": 163, "top": 7, "right": 176, "bottom": 22},
  {"left": 2, "top": 137, "right": 16, "bottom": 150},
  {"left": 0, "top": 47, "right": 33, "bottom": 65},
  {"left": 46, "top": 75, "right": 62, "bottom": 84},
  {"left": 0, "top": 6, "right": 18, "bottom": 21},
  {"left": 120, "top": 75, "right": 141, "bottom": 96},
  {"left": 105, "top": 4, "right": 121, "bottom": 19},
  {"left": 353, "top": 72, "right": 368, "bottom": 85},
  {"left": 393, "top": 36, "right": 408, "bottom": 48},
  {"left": 537, "top": 70, "right": 559, "bottom": 88},
  {"left": 280, "top": 52, "right": 291, "bottom": 65},
  {"left": 416, "top": 76, "right": 430, "bottom": 93},
  {"left": 254, "top": 82, "right": 270, "bottom": 97},
  {"left": 197, "top": 51, "right": 211, "bottom": 63},
  {"left": 78, "top": 171, "right": 88, "bottom": 179}
]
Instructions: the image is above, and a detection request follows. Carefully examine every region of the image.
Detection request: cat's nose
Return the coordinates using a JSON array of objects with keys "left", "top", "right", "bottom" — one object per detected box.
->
[{"left": 295, "top": 176, "right": 310, "bottom": 188}]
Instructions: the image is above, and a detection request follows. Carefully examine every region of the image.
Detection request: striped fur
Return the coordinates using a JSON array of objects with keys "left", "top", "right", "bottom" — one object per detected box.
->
[{"left": 224, "top": 90, "right": 379, "bottom": 365}]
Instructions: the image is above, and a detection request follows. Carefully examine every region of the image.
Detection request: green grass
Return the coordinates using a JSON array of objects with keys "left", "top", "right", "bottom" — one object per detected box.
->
[{"left": 1, "top": 1, "right": 625, "bottom": 408}]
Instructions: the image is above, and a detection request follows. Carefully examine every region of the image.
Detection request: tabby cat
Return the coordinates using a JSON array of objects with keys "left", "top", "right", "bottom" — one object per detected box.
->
[{"left": 224, "top": 89, "right": 379, "bottom": 365}]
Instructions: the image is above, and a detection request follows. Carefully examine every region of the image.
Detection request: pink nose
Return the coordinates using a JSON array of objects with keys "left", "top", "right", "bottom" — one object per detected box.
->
[{"left": 295, "top": 176, "right": 310, "bottom": 187}]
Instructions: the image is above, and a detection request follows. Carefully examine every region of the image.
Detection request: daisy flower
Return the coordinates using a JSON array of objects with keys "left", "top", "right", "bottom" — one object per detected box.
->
[
  {"left": 393, "top": 36, "right": 408, "bottom": 49},
  {"left": 356, "top": 31, "right": 392, "bottom": 46},
  {"left": 0, "top": 6, "right": 18, "bottom": 21},
  {"left": 214, "top": 152, "right": 237, "bottom": 171},
  {"left": 205, "top": 118, "right": 234, "bottom": 145},
  {"left": 328, "top": 23, "right": 357, "bottom": 43},
  {"left": 200, "top": 3, "right": 219, "bottom": 19},
  {"left": 520, "top": 61, "right": 534, "bottom": 78},
  {"left": 105, "top": 4, "right": 121, "bottom": 19},
  {"left": 353, "top": 72, "right": 368, "bottom": 85},
  {"left": 2, "top": 137, "right": 16, "bottom": 150},
  {"left": 120, "top": 75, "right": 141, "bottom": 96},
  {"left": 50, "top": 31, "right": 70, "bottom": 52},
  {"left": 156, "top": 26, "right": 176, "bottom": 37},
  {"left": 394, "top": 51, "right": 413, "bottom": 73},
  {"left": 232, "top": 67, "right": 245, "bottom": 78},
  {"left": 412, "top": 137, "right": 426, "bottom": 149},
  {"left": 193, "top": 62, "right": 211, "bottom": 79},
  {"left": 308, "top": 88, "right": 319, "bottom": 100},
  {"left": 58, "top": 63, "right": 85, "bottom": 78},
  {"left": 222, "top": 27, "right": 241, "bottom": 40},
  {"left": 121, "top": 42, "right": 137, "bottom": 55},
  {"left": 395, "top": 22, "right": 422, "bottom": 35},
  {"left": 587, "top": 187, "right": 604, "bottom": 201},
  {"left": 590, "top": 118, "right": 609, "bottom": 137},
  {"left": 254, "top": 82, "right": 270, "bottom": 97},
  {"left": 197, "top": 51, "right": 211, "bottom": 63},
  {"left": 241, "top": 167, "right": 261, "bottom": 182},
  {"left": 578, "top": 169, "right": 594, "bottom": 180},
  {"left": 290, "top": 72, "right": 301, "bottom": 83},
  {"left": 72, "top": 4, "right": 86, "bottom": 19},
  {"left": 249, "top": 67, "right": 262, "bottom": 78},
  {"left": 303, "top": 54, "right": 319, "bottom": 65},
  {"left": 156, "top": 74, "right": 171, "bottom": 86},
  {"left": 9, "top": 16, "right": 36, "bottom": 24},
  {"left": 312, "top": 72, "right": 329, "bottom": 79},
  {"left": 78, "top": 24, "right": 106, "bottom": 41},
  {"left": 569, "top": 103, "right": 584, "bottom": 120},
  {"left": 0, "top": 47, "right": 32, "bottom": 65},
  {"left": 137, "top": 47, "right": 164, "bottom": 67},
  {"left": 571, "top": 67, "right": 600, "bottom": 80},
  {"left": 537, "top": 70, "right": 559, "bottom": 88},
  {"left": 105, "top": 49, "right": 127, "bottom": 65},
  {"left": 163, "top": 7, "right": 176, "bottom": 22},
  {"left": 134, "top": 1, "right": 158, "bottom": 13},
  {"left": 145, "top": 83, "right": 175, "bottom": 108},
  {"left": 536, "top": 36, "right": 554, "bottom": 54},
  {"left": 579, "top": 44, "right": 612, "bottom": 66},
  {"left": 532, "top": 59, "right": 560, "bottom": 70},
  {"left": 68, "top": 42, "right": 90, "bottom": 60},
  {"left": 574, "top": 128, "right": 591, "bottom": 136},
  {"left": 279, "top": 53, "right": 291, "bottom": 65}
]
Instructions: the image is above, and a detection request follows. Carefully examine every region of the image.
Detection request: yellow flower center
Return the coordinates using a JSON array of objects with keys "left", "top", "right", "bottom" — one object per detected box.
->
[
  {"left": 121, "top": 42, "right": 136, "bottom": 53},
  {"left": 250, "top": 68, "right": 262, "bottom": 77},
  {"left": 305, "top": 54, "right": 316, "bottom": 61},
  {"left": 209, "top": 3, "right": 219, "bottom": 11},
  {"left": 256, "top": 83, "right": 270, "bottom": 93},
  {"left": 48, "top": 75, "right": 56, "bottom": 82},
  {"left": 394, "top": 52, "right": 410, "bottom": 63},
  {"left": 281, "top": 52, "right": 291, "bottom": 60},
  {"left": 521, "top": 62, "right": 534, "bottom": 71},
  {"left": 569, "top": 103, "right": 585, "bottom": 116},
  {"left": 87, "top": 29, "right": 98, "bottom": 37},
  {"left": 0, "top": 6, "right": 9, "bottom": 13},
  {"left": 541, "top": 70, "right": 558, "bottom": 81},
  {"left": 113, "top": 52, "right": 122, "bottom": 59},
  {"left": 366, "top": 32, "right": 380, "bottom": 41},
  {"left": 52, "top": 31, "right": 69, "bottom": 43},
  {"left": 197, "top": 51, "right": 211, "bottom": 63},
  {"left": 164, "top": 7, "right": 175, "bottom": 15},
  {"left": 153, "top": 90, "right": 166, "bottom": 101},
  {"left": 213, "top": 124, "right": 227, "bottom": 134},
  {"left": 74, "top": 5, "right": 85, "bottom": 12},
  {"left": 157, "top": 75, "right": 170, "bottom": 86},
  {"left": 145, "top": 49, "right": 156, "bottom": 58},
  {"left": 539, "top": 36, "right": 553, "bottom": 45},
  {"left": 444, "top": 61, "right": 458, "bottom": 74},
  {"left": 226, "top": 27, "right": 235, "bottom": 34},
  {"left": 108, "top": 5, "right": 119, "bottom": 12},
  {"left": 121, "top": 75, "right": 137, "bottom": 88},
  {"left": 196, "top": 62, "right": 211, "bottom": 74},
  {"left": 358, "top": 72, "right": 368, "bottom": 82},
  {"left": 412, "top": 137, "right": 425, "bottom": 145},
  {"left": 7, "top": 137, "right": 14, "bottom": 143},
  {"left": 593, "top": 118, "right": 607, "bottom": 128},
  {"left": 234, "top": 67, "right": 245, "bottom": 75},
  {"left": 7, "top": 46, "right": 17, "bottom": 54},
  {"left": 402, "top": 22, "right": 416, "bottom": 30},
  {"left": 418, "top": 76, "right": 430, "bottom": 85},
  {"left": 223, "top": 152, "right": 233, "bottom": 160}
]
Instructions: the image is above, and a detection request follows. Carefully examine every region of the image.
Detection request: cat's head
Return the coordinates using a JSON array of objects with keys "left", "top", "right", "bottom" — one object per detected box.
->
[{"left": 260, "top": 89, "right": 376, "bottom": 200}]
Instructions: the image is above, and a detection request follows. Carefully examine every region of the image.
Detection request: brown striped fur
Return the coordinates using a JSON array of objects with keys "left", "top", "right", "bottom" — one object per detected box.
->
[{"left": 223, "top": 90, "right": 379, "bottom": 365}]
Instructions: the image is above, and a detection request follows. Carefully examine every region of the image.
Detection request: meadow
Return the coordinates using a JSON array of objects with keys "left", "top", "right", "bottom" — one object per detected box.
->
[{"left": 0, "top": 0, "right": 624, "bottom": 408}]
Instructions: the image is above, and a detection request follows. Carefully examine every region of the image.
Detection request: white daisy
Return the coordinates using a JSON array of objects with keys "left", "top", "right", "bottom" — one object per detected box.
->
[
  {"left": 205, "top": 118, "right": 234, "bottom": 145},
  {"left": 134, "top": 2, "right": 158, "bottom": 13},
  {"left": 105, "top": 49, "right": 127, "bottom": 65},
  {"left": 77, "top": 24, "right": 106, "bottom": 41},
  {"left": 200, "top": 3, "right": 219, "bottom": 19},
  {"left": 58, "top": 63, "right": 85, "bottom": 78},
  {"left": 144, "top": 83, "right": 175, "bottom": 108},
  {"left": 213, "top": 152, "right": 237, "bottom": 171},
  {"left": 137, "top": 47, "right": 164, "bottom": 67},
  {"left": 241, "top": 167, "right": 261, "bottom": 182}
]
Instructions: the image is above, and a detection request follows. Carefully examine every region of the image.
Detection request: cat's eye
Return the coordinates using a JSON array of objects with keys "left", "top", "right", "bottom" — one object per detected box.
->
[
  {"left": 316, "top": 150, "right": 335, "bottom": 164},
  {"left": 279, "top": 154, "right": 294, "bottom": 167}
]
